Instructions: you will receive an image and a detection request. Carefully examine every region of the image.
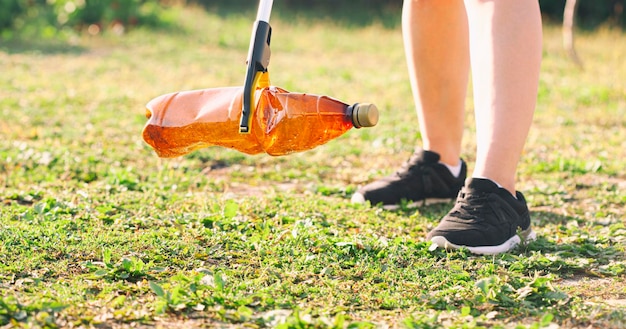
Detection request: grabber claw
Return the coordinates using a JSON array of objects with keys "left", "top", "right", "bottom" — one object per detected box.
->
[{"left": 240, "top": 0, "right": 273, "bottom": 134}]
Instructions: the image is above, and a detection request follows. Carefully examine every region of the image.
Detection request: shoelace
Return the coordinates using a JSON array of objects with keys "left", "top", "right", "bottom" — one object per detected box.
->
[
  {"left": 395, "top": 154, "right": 428, "bottom": 177},
  {"left": 391, "top": 154, "right": 442, "bottom": 195},
  {"left": 451, "top": 189, "right": 491, "bottom": 220}
]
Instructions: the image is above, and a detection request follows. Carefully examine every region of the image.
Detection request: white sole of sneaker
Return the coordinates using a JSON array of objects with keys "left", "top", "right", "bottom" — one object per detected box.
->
[{"left": 429, "top": 228, "right": 537, "bottom": 255}]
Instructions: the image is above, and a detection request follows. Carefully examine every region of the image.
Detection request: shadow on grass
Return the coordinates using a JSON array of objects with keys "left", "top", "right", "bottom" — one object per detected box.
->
[
  {"left": 531, "top": 210, "right": 581, "bottom": 227},
  {"left": 195, "top": 0, "right": 403, "bottom": 29}
]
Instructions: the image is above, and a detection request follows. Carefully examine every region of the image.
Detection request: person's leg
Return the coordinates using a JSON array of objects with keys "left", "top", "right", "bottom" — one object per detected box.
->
[
  {"left": 466, "top": 0, "right": 543, "bottom": 195},
  {"left": 402, "top": 0, "right": 469, "bottom": 166},
  {"left": 350, "top": 0, "right": 470, "bottom": 208},
  {"left": 428, "top": 0, "right": 542, "bottom": 254}
]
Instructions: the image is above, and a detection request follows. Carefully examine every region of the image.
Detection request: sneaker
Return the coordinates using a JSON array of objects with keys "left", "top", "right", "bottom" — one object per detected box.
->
[
  {"left": 427, "top": 178, "right": 536, "bottom": 255},
  {"left": 351, "top": 149, "right": 466, "bottom": 209}
]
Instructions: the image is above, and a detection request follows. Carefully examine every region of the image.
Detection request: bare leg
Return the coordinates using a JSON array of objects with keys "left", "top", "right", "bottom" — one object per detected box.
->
[
  {"left": 465, "top": 0, "right": 543, "bottom": 194},
  {"left": 402, "top": 0, "right": 469, "bottom": 166},
  {"left": 352, "top": 0, "right": 541, "bottom": 211}
]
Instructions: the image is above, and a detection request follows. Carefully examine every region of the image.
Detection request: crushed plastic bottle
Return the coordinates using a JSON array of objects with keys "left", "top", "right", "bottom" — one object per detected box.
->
[{"left": 142, "top": 86, "right": 378, "bottom": 157}]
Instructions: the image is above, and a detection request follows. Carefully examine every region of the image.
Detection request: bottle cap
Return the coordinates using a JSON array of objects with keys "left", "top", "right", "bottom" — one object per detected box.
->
[{"left": 351, "top": 103, "right": 379, "bottom": 128}]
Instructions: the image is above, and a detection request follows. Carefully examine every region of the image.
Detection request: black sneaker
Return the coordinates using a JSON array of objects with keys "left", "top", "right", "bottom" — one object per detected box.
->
[
  {"left": 351, "top": 149, "right": 466, "bottom": 209},
  {"left": 427, "top": 178, "right": 536, "bottom": 255}
]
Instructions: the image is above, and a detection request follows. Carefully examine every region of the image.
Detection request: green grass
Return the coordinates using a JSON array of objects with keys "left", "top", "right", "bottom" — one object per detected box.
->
[{"left": 1, "top": 5, "right": 625, "bottom": 328}]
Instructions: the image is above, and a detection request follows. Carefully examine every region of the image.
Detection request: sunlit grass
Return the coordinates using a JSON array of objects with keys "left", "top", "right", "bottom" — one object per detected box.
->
[{"left": 0, "top": 5, "right": 625, "bottom": 328}]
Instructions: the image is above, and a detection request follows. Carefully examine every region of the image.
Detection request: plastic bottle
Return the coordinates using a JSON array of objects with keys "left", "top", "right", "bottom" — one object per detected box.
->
[{"left": 142, "top": 86, "right": 378, "bottom": 157}]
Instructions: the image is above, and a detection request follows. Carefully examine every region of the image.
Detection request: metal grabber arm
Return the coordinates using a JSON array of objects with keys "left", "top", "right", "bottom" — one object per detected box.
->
[{"left": 239, "top": 0, "right": 273, "bottom": 134}]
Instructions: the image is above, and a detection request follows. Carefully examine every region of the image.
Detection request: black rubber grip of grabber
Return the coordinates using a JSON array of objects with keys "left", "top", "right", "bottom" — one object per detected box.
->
[{"left": 240, "top": 20, "right": 272, "bottom": 134}]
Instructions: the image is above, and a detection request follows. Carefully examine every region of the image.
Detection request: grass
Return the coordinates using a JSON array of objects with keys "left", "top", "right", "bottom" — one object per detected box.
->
[{"left": 1, "top": 4, "right": 625, "bottom": 328}]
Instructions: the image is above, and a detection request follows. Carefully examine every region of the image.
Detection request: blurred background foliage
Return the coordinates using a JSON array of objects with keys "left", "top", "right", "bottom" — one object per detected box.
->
[
  {"left": 0, "top": 0, "right": 625, "bottom": 38},
  {"left": 0, "top": 0, "right": 169, "bottom": 38}
]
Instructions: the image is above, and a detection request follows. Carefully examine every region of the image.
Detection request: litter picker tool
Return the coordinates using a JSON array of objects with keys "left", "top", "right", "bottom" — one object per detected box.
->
[
  {"left": 240, "top": 0, "right": 273, "bottom": 134},
  {"left": 141, "top": 0, "right": 379, "bottom": 158}
]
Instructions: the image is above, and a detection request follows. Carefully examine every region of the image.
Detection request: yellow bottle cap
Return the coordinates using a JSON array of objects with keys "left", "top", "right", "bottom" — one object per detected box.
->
[{"left": 352, "top": 103, "right": 379, "bottom": 128}]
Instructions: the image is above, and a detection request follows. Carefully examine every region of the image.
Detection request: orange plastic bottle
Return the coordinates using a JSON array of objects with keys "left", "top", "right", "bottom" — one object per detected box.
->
[{"left": 142, "top": 86, "right": 378, "bottom": 157}]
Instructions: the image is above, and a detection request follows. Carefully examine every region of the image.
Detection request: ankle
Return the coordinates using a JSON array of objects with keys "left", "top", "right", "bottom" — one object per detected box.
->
[{"left": 442, "top": 160, "right": 463, "bottom": 178}]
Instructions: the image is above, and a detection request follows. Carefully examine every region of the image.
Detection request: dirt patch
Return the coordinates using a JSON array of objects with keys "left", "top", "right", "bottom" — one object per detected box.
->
[{"left": 557, "top": 275, "right": 626, "bottom": 303}]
